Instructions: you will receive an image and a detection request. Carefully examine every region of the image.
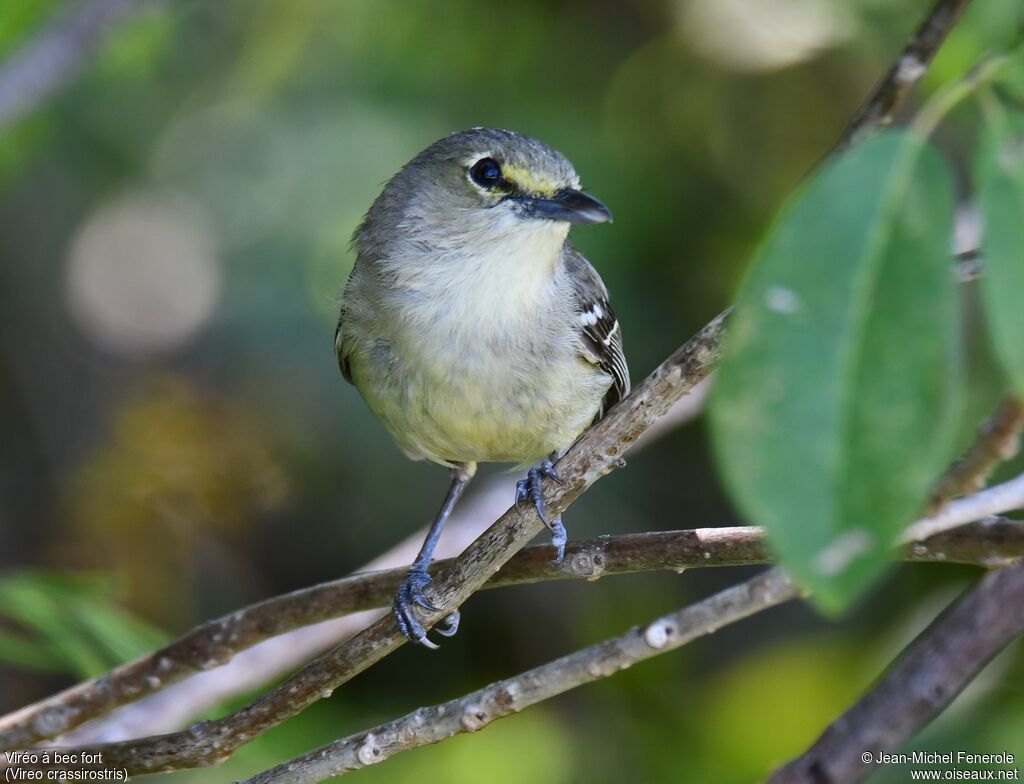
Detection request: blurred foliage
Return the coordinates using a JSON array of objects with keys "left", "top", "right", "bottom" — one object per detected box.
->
[
  {"left": 0, "top": 1, "right": 56, "bottom": 53},
  {"left": 976, "top": 92, "right": 1024, "bottom": 400},
  {"left": 690, "top": 635, "right": 869, "bottom": 780},
  {"left": 0, "top": 0, "right": 1022, "bottom": 782},
  {"left": 60, "top": 374, "right": 288, "bottom": 623},
  {"left": 0, "top": 570, "right": 166, "bottom": 678}
]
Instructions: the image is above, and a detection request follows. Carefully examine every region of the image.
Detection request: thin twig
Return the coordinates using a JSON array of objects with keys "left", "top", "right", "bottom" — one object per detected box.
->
[
  {"left": 902, "top": 471, "right": 1024, "bottom": 544},
  {"left": 768, "top": 561, "right": 1024, "bottom": 784},
  {"left": 221, "top": 519, "right": 1024, "bottom": 784},
  {"left": 44, "top": 369, "right": 990, "bottom": 746},
  {"left": 834, "top": 0, "right": 973, "bottom": 153},
  {"left": 240, "top": 569, "right": 799, "bottom": 784},
  {"left": 1, "top": 570, "right": 795, "bottom": 783},
  {"left": 0, "top": 524, "right": 754, "bottom": 749},
  {"left": 6, "top": 517, "right": 1024, "bottom": 750},
  {"left": 902, "top": 516, "right": 1024, "bottom": 566},
  {"left": 0, "top": 0, "right": 165, "bottom": 131},
  {"left": 926, "top": 395, "right": 1024, "bottom": 514}
]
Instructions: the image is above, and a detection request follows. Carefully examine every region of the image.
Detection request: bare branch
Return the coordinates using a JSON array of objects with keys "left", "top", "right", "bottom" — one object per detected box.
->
[
  {"left": 926, "top": 395, "right": 1024, "bottom": 514},
  {"left": 768, "top": 561, "right": 1024, "bottom": 784},
  {"left": 0, "top": 525, "right": 760, "bottom": 750},
  {"left": 239, "top": 569, "right": 799, "bottom": 784},
  {"left": 903, "top": 516, "right": 1024, "bottom": 566},
  {"left": 834, "top": 0, "right": 973, "bottom": 153},
  {"left": 630, "top": 376, "right": 711, "bottom": 450},
  {"left": 243, "top": 572, "right": 796, "bottom": 782},
  {"left": 0, "top": 0, "right": 165, "bottom": 131},
  {"left": 3, "top": 513, "right": 1022, "bottom": 760},
  {"left": 902, "top": 471, "right": 1024, "bottom": 544}
]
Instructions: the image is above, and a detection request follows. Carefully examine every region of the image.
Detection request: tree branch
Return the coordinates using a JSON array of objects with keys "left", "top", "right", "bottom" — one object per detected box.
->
[
  {"left": 834, "top": 0, "right": 973, "bottom": 153},
  {"left": 0, "top": 570, "right": 796, "bottom": 782},
  {"left": 0, "top": 0, "right": 165, "bottom": 131},
  {"left": 240, "top": 569, "right": 799, "bottom": 784},
  {"left": 768, "top": 561, "right": 1024, "bottom": 784},
  {"left": 902, "top": 471, "right": 1024, "bottom": 544},
  {"left": 5, "top": 515, "right": 1023, "bottom": 751},
  {"left": 926, "top": 394, "right": 1024, "bottom": 514}
]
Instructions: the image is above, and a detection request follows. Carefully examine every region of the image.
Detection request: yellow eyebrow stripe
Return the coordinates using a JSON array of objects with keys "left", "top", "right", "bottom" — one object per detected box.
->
[{"left": 500, "top": 163, "right": 559, "bottom": 197}]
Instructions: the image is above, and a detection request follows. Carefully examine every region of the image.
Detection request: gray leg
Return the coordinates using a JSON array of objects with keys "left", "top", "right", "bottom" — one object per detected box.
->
[{"left": 393, "top": 464, "right": 473, "bottom": 648}]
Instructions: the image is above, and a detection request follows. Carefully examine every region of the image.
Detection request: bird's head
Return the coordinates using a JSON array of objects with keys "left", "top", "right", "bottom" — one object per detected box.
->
[{"left": 356, "top": 128, "right": 611, "bottom": 260}]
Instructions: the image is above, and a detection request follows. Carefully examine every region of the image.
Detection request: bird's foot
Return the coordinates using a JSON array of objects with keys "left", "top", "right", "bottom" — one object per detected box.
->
[
  {"left": 392, "top": 567, "right": 459, "bottom": 649},
  {"left": 546, "top": 515, "right": 567, "bottom": 564},
  {"left": 515, "top": 459, "right": 567, "bottom": 563}
]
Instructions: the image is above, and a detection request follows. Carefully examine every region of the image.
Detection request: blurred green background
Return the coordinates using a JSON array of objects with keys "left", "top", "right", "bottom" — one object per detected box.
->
[{"left": 1, "top": 1, "right": 1022, "bottom": 781}]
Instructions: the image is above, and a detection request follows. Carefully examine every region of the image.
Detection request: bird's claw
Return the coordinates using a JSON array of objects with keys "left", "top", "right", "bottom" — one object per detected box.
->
[
  {"left": 435, "top": 610, "right": 460, "bottom": 637},
  {"left": 393, "top": 567, "right": 450, "bottom": 648},
  {"left": 514, "top": 459, "right": 561, "bottom": 525},
  {"left": 515, "top": 459, "right": 567, "bottom": 562}
]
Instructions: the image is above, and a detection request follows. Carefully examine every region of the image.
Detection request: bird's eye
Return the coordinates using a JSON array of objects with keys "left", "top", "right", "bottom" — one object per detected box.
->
[{"left": 469, "top": 157, "right": 502, "bottom": 188}]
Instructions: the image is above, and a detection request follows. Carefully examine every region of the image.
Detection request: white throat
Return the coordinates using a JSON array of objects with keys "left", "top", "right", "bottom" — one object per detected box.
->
[{"left": 385, "top": 216, "right": 570, "bottom": 332}]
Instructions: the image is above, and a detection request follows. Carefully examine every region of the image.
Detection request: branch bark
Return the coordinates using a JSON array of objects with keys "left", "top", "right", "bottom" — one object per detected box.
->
[
  {"left": 902, "top": 471, "right": 1024, "bottom": 544},
  {"left": 926, "top": 394, "right": 1024, "bottom": 514},
  {"left": 1, "top": 570, "right": 798, "bottom": 782},
  {"left": 5, "top": 515, "right": 1023, "bottom": 751},
  {"left": 768, "top": 561, "right": 1024, "bottom": 784},
  {"left": 0, "top": 0, "right": 165, "bottom": 131},
  {"left": 240, "top": 569, "right": 799, "bottom": 784},
  {"left": 834, "top": 0, "right": 972, "bottom": 153}
]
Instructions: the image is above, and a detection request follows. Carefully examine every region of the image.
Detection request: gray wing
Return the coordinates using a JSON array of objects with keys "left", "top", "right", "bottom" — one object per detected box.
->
[{"left": 563, "top": 246, "right": 630, "bottom": 413}]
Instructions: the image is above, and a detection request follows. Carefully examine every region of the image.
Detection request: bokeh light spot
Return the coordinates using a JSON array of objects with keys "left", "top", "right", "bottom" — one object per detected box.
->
[
  {"left": 675, "top": 0, "right": 853, "bottom": 72},
  {"left": 65, "top": 189, "right": 221, "bottom": 358}
]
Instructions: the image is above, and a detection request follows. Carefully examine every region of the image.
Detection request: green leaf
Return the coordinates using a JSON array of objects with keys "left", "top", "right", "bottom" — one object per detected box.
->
[
  {"left": 0, "top": 571, "right": 167, "bottom": 678},
  {"left": 709, "top": 130, "right": 961, "bottom": 611},
  {"left": 0, "top": 576, "right": 111, "bottom": 677},
  {"left": 976, "top": 107, "right": 1024, "bottom": 397}
]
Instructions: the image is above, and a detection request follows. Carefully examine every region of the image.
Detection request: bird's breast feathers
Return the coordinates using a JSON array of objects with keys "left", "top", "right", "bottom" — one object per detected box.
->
[{"left": 341, "top": 239, "right": 613, "bottom": 465}]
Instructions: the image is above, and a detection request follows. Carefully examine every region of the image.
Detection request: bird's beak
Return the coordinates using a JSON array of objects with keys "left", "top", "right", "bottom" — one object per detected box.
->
[{"left": 520, "top": 188, "right": 613, "bottom": 225}]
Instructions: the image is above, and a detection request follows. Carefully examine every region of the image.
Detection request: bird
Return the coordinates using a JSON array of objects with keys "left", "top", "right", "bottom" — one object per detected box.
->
[{"left": 335, "top": 128, "right": 628, "bottom": 647}]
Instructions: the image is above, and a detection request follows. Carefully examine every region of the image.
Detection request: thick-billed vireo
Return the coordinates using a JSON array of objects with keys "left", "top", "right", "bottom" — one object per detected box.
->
[{"left": 336, "top": 128, "right": 629, "bottom": 647}]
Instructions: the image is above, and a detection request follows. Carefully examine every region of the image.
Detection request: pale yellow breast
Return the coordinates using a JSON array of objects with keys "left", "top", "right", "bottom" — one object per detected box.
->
[
  {"left": 343, "top": 214, "right": 610, "bottom": 465},
  {"left": 355, "top": 344, "right": 607, "bottom": 465}
]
